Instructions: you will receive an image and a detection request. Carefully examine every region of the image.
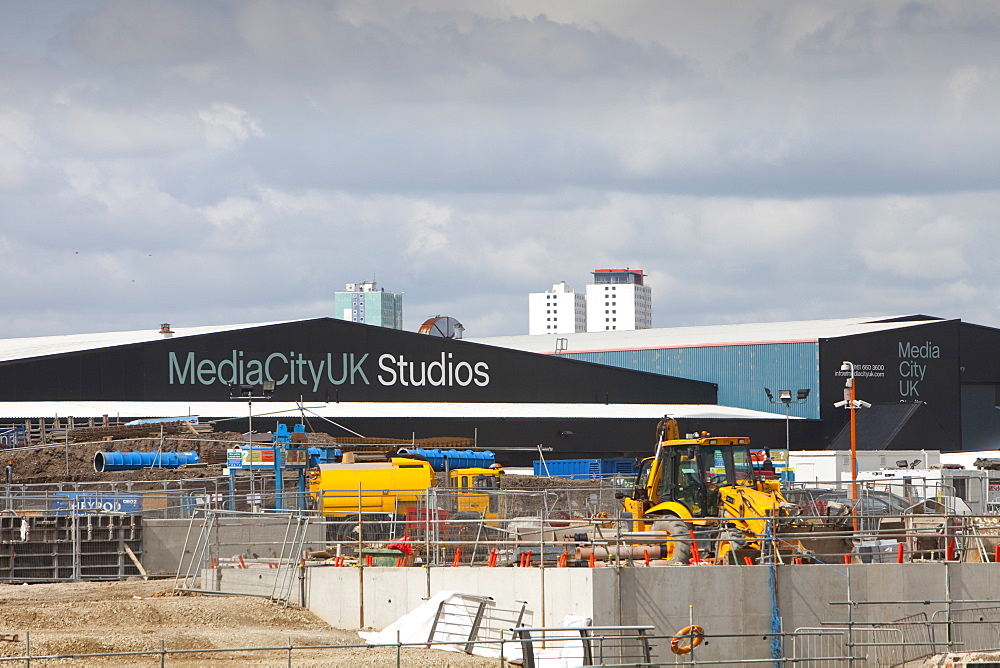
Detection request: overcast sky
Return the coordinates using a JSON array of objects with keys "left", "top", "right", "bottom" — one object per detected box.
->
[{"left": 1, "top": 1, "right": 998, "bottom": 340}]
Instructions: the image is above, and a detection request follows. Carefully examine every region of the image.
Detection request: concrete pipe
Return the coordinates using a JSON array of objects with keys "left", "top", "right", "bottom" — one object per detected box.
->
[{"left": 575, "top": 545, "right": 665, "bottom": 560}]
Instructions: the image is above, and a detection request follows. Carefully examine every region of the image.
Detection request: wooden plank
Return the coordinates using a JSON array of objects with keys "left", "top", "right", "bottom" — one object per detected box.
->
[{"left": 124, "top": 544, "right": 149, "bottom": 581}]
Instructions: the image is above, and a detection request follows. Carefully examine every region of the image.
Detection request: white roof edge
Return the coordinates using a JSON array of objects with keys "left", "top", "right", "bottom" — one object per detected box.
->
[
  {"left": 0, "top": 319, "right": 306, "bottom": 362},
  {"left": 468, "top": 315, "right": 948, "bottom": 353},
  {"left": 0, "top": 401, "right": 794, "bottom": 421}
]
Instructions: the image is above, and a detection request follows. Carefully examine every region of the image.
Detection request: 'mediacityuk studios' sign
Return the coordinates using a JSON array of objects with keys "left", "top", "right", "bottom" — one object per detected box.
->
[{"left": 167, "top": 350, "right": 491, "bottom": 391}]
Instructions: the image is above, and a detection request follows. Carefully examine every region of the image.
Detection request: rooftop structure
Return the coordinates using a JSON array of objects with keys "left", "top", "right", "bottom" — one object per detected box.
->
[
  {"left": 334, "top": 281, "right": 402, "bottom": 330},
  {"left": 586, "top": 269, "right": 651, "bottom": 332},
  {"left": 528, "top": 282, "right": 586, "bottom": 335}
]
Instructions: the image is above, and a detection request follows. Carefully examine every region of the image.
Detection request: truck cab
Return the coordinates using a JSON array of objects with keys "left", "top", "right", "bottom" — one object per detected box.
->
[{"left": 449, "top": 467, "right": 503, "bottom": 519}]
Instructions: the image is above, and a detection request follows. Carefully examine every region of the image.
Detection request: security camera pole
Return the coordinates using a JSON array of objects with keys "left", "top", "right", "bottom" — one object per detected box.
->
[{"left": 837, "top": 361, "right": 871, "bottom": 532}]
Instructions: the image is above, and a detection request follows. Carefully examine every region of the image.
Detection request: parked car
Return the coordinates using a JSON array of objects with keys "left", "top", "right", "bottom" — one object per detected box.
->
[{"left": 784, "top": 486, "right": 912, "bottom": 530}]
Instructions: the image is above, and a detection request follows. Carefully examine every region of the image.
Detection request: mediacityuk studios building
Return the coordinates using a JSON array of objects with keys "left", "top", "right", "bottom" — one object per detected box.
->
[{"left": 0, "top": 318, "right": 789, "bottom": 465}]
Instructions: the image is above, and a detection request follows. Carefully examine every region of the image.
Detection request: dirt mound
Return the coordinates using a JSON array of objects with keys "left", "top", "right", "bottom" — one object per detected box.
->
[
  {"left": 6, "top": 431, "right": 521, "bottom": 487},
  {"left": 5, "top": 432, "right": 249, "bottom": 485},
  {"left": 0, "top": 580, "right": 494, "bottom": 666}
]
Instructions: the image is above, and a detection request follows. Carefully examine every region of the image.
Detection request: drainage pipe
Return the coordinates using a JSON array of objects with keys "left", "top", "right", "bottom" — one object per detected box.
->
[
  {"left": 575, "top": 545, "right": 666, "bottom": 560},
  {"left": 94, "top": 451, "right": 200, "bottom": 472}
]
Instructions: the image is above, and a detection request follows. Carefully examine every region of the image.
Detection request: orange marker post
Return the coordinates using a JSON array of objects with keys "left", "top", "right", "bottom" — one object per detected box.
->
[
  {"left": 452, "top": 548, "right": 462, "bottom": 567},
  {"left": 897, "top": 542, "right": 905, "bottom": 564},
  {"left": 643, "top": 549, "right": 650, "bottom": 566},
  {"left": 688, "top": 530, "right": 701, "bottom": 564},
  {"left": 588, "top": 553, "right": 596, "bottom": 568}
]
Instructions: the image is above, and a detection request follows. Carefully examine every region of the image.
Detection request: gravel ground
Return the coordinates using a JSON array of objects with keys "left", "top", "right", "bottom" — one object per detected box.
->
[
  {"left": 0, "top": 431, "right": 616, "bottom": 665},
  {"left": 0, "top": 579, "right": 500, "bottom": 666}
]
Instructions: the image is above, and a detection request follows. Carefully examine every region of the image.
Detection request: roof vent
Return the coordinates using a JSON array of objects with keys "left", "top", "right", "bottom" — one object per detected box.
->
[{"left": 159, "top": 323, "right": 174, "bottom": 338}]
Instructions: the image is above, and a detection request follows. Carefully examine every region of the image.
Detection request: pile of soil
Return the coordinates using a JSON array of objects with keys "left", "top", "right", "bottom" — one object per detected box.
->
[
  {"left": 0, "top": 579, "right": 495, "bottom": 666},
  {"left": 5, "top": 432, "right": 249, "bottom": 485},
  {"left": 6, "top": 431, "right": 522, "bottom": 487}
]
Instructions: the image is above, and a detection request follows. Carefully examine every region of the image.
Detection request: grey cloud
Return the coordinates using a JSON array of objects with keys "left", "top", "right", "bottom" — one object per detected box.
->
[
  {"left": 2, "top": 1, "right": 1000, "bottom": 340},
  {"left": 61, "top": 0, "right": 237, "bottom": 67}
]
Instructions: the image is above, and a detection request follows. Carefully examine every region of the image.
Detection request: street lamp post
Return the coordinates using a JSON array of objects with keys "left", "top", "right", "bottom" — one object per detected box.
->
[
  {"left": 229, "top": 381, "right": 276, "bottom": 510},
  {"left": 764, "top": 387, "right": 810, "bottom": 450}
]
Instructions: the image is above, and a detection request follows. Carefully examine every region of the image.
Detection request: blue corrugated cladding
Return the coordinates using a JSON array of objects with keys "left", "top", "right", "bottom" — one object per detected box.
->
[{"left": 564, "top": 342, "right": 821, "bottom": 418}]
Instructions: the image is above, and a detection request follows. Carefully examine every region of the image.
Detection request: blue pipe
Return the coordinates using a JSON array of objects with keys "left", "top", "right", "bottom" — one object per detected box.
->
[
  {"left": 94, "top": 451, "right": 200, "bottom": 472},
  {"left": 395, "top": 448, "right": 495, "bottom": 471}
]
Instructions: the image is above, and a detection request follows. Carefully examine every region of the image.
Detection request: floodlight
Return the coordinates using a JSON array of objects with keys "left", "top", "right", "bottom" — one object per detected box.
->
[
  {"left": 229, "top": 383, "right": 255, "bottom": 398},
  {"left": 778, "top": 389, "right": 792, "bottom": 403}
]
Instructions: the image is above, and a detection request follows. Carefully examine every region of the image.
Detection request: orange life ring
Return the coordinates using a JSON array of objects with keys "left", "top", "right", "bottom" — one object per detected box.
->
[{"left": 670, "top": 625, "right": 705, "bottom": 655}]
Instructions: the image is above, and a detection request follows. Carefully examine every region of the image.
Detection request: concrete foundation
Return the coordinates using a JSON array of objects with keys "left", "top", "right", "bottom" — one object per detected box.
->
[{"left": 237, "top": 562, "right": 1000, "bottom": 663}]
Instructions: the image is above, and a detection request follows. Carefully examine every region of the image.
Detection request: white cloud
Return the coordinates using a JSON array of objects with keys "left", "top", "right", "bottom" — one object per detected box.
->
[
  {"left": 858, "top": 198, "right": 972, "bottom": 280},
  {"left": 60, "top": 160, "right": 189, "bottom": 220},
  {"left": 404, "top": 201, "right": 453, "bottom": 256},
  {"left": 198, "top": 103, "right": 265, "bottom": 150},
  {"left": 0, "top": 108, "right": 35, "bottom": 189},
  {"left": 42, "top": 101, "right": 202, "bottom": 157},
  {"left": 947, "top": 65, "right": 1000, "bottom": 121}
]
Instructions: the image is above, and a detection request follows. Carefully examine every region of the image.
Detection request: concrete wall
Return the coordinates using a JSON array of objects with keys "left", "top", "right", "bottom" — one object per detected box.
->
[
  {"left": 207, "top": 566, "right": 304, "bottom": 604},
  {"left": 301, "top": 565, "right": 596, "bottom": 631},
  {"left": 600, "top": 565, "right": 776, "bottom": 663},
  {"left": 273, "top": 562, "right": 1000, "bottom": 663}
]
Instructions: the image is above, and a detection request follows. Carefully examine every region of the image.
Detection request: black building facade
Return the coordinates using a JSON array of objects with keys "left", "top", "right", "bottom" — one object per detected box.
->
[
  {"left": 10, "top": 316, "right": 998, "bottom": 460},
  {"left": 817, "top": 319, "right": 1000, "bottom": 452},
  {"left": 0, "top": 319, "right": 716, "bottom": 405}
]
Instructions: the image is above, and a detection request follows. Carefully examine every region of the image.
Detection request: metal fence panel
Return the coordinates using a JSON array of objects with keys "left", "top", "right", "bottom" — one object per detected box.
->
[
  {"left": 791, "top": 628, "right": 848, "bottom": 667},
  {"left": 949, "top": 606, "right": 1000, "bottom": 654},
  {"left": 877, "top": 612, "right": 935, "bottom": 665}
]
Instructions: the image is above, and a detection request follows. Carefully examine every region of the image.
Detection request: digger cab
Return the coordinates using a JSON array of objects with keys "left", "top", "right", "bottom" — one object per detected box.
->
[{"left": 633, "top": 436, "right": 762, "bottom": 519}]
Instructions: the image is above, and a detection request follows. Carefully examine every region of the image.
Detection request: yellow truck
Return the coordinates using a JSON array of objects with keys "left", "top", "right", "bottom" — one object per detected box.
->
[{"left": 308, "top": 455, "right": 503, "bottom": 541}]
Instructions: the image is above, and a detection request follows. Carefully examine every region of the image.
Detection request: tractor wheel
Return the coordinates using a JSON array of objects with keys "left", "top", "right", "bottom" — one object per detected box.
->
[{"left": 651, "top": 518, "right": 693, "bottom": 565}]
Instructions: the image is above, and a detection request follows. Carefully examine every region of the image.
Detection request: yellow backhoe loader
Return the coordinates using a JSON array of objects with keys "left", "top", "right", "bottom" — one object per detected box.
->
[{"left": 618, "top": 418, "right": 816, "bottom": 564}]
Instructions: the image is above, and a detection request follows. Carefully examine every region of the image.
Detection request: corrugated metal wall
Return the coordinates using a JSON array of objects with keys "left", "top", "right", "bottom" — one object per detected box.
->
[{"left": 564, "top": 342, "right": 821, "bottom": 418}]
